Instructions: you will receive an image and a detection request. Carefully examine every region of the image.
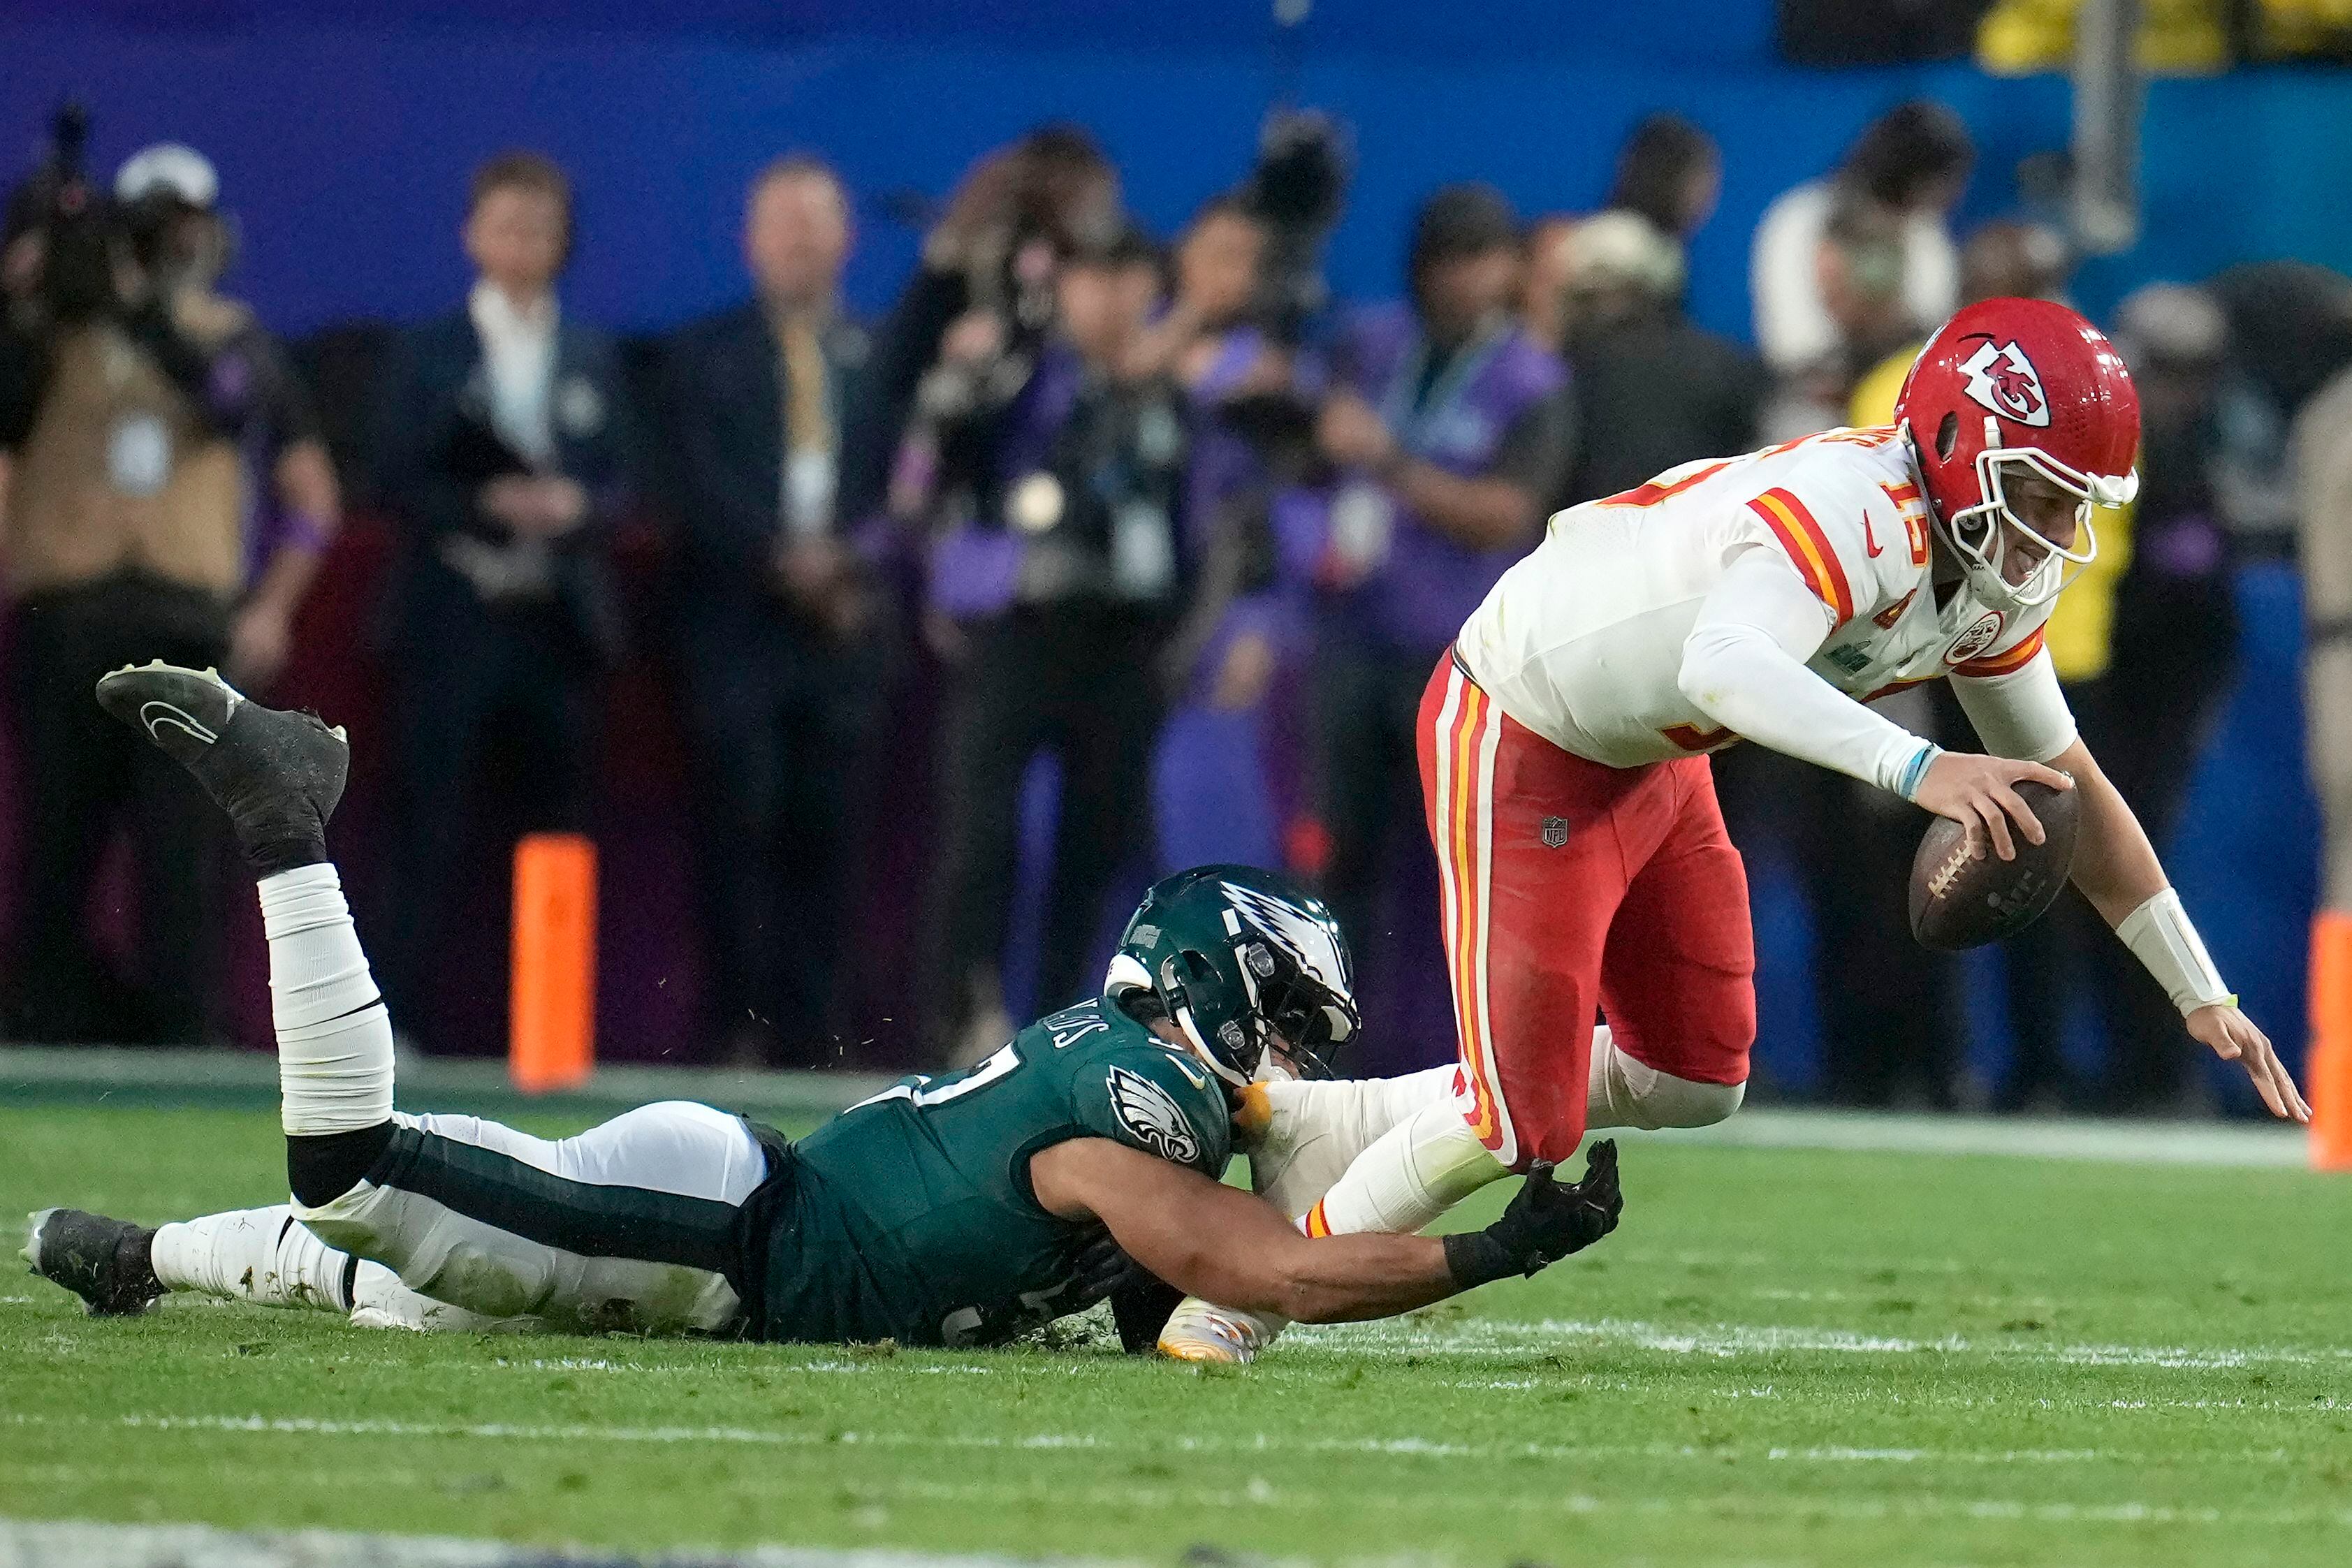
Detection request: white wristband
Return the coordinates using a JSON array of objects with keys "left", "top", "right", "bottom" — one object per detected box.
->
[{"left": 2114, "top": 888, "right": 2235, "bottom": 1017}]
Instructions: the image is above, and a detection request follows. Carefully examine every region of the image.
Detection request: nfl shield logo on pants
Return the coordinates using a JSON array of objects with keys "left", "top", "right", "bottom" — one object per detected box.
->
[{"left": 1540, "top": 816, "right": 1570, "bottom": 849}]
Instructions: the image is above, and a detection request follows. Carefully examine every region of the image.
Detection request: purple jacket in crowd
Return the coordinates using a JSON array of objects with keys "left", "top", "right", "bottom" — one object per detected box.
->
[{"left": 1277, "top": 302, "right": 1567, "bottom": 657}]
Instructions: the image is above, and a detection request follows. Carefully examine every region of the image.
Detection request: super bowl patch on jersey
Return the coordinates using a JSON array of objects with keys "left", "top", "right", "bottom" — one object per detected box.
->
[
  {"left": 1943, "top": 610, "right": 2006, "bottom": 666},
  {"left": 1109, "top": 1065, "right": 1199, "bottom": 1164}
]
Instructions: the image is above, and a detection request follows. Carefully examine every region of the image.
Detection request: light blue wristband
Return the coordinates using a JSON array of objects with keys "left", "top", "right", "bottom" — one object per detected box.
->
[{"left": 1895, "top": 742, "right": 1941, "bottom": 803}]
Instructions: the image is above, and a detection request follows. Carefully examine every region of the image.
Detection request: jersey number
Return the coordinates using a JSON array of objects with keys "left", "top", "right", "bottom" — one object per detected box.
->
[{"left": 847, "top": 1042, "right": 1021, "bottom": 1113}]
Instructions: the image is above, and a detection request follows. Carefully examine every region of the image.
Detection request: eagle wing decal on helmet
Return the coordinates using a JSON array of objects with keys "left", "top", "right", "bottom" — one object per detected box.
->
[{"left": 1220, "top": 879, "right": 1350, "bottom": 992}]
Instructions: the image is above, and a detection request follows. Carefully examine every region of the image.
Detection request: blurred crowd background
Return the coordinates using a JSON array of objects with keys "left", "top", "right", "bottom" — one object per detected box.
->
[{"left": 4, "top": 0, "right": 2352, "bottom": 1120}]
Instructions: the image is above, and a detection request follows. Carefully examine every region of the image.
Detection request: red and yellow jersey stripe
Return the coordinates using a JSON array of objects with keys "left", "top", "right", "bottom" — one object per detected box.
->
[
  {"left": 1747, "top": 486, "right": 1855, "bottom": 625},
  {"left": 1598, "top": 457, "right": 1734, "bottom": 510},
  {"left": 1954, "top": 626, "right": 2047, "bottom": 679}
]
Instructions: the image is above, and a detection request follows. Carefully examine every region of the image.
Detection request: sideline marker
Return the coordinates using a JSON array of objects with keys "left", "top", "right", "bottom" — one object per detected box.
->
[
  {"left": 2312, "top": 910, "right": 2352, "bottom": 1171},
  {"left": 511, "top": 832, "right": 597, "bottom": 1094}
]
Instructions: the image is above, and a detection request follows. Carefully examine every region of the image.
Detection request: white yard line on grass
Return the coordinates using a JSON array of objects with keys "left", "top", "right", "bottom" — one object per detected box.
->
[
  {"left": 0, "top": 1410, "right": 2320, "bottom": 1473},
  {"left": 1674, "top": 1108, "right": 2309, "bottom": 1168},
  {"left": 30, "top": 1477, "right": 2339, "bottom": 1549},
  {"left": 1287, "top": 1314, "right": 2352, "bottom": 1368},
  {"left": 831, "top": 1475, "right": 2352, "bottom": 1532},
  {"left": 0, "top": 1518, "right": 1081, "bottom": 1568},
  {"left": 7, "top": 1493, "right": 2347, "bottom": 1568}
]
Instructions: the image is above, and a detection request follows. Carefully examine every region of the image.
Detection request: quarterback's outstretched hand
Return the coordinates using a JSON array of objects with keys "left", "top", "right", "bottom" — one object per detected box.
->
[
  {"left": 2187, "top": 1004, "right": 2311, "bottom": 1124},
  {"left": 1913, "top": 753, "right": 2073, "bottom": 863},
  {"left": 1444, "top": 1141, "right": 1623, "bottom": 1289}
]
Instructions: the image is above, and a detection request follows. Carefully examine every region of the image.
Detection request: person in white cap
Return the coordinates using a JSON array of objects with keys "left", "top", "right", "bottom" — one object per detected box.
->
[{"left": 112, "top": 141, "right": 344, "bottom": 691}]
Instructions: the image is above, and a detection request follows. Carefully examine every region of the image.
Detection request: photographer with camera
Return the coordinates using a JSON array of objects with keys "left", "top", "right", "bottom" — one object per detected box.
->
[
  {"left": 916, "top": 221, "right": 1197, "bottom": 1062},
  {"left": 0, "top": 125, "right": 340, "bottom": 1045},
  {"left": 1277, "top": 184, "right": 1573, "bottom": 953},
  {"left": 839, "top": 125, "right": 1121, "bottom": 531}
]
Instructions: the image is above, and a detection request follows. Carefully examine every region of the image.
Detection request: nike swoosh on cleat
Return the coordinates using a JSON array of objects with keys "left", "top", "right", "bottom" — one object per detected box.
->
[{"left": 139, "top": 702, "right": 219, "bottom": 746}]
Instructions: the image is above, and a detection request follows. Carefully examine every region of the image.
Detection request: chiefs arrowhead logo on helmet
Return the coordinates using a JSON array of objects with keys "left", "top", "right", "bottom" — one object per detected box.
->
[{"left": 1957, "top": 339, "right": 2051, "bottom": 429}]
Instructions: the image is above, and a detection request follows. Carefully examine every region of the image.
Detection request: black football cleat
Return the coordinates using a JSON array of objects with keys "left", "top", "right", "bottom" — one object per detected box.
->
[
  {"left": 23, "top": 1208, "right": 166, "bottom": 1317},
  {"left": 94, "top": 661, "right": 349, "bottom": 874}
]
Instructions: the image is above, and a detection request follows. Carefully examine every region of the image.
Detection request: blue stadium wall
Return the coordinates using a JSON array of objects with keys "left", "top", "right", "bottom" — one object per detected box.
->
[
  {"left": 1, "top": 1, "right": 2343, "bottom": 1094},
  {"left": 8, "top": 4, "right": 2351, "bottom": 339}
]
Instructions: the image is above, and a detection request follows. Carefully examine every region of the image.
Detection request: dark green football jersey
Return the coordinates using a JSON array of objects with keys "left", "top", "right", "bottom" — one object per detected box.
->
[{"left": 757, "top": 998, "right": 1232, "bottom": 1347}]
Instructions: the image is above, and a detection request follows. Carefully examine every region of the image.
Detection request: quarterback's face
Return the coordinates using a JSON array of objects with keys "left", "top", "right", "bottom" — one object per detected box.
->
[{"left": 1999, "top": 470, "right": 2081, "bottom": 584}]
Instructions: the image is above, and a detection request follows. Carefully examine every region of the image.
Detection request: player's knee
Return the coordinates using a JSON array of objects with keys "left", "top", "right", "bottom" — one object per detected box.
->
[
  {"left": 1638, "top": 1074, "right": 1744, "bottom": 1129},
  {"left": 285, "top": 1122, "right": 394, "bottom": 1208}
]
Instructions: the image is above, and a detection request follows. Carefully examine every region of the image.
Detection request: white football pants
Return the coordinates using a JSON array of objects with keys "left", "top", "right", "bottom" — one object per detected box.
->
[{"left": 295, "top": 1100, "right": 771, "bottom": 1335}]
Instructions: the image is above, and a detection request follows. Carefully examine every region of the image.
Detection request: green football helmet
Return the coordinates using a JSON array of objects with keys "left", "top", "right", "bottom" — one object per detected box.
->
[{"left": 1104, "top": 864, "right": 1360, "bottom": 1086}]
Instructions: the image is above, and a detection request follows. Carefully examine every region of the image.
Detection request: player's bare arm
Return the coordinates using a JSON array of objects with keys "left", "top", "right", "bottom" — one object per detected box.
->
[
  {"left": 2040, "top": 734, "right": 2310, "bottom": 1123},
  {"left": 1028, "top": 1135, "right": 1622, "bottom": 1324}
]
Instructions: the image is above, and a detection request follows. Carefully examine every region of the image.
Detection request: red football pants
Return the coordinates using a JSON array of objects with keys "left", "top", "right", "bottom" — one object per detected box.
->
[{"left": 1419, "top": 653, "right": 1755, "bottom": 1170}]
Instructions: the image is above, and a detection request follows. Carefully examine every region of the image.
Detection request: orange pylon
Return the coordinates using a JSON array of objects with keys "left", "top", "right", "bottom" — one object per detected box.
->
[
  {"left": 510, "top": 833, "right": 597, "bottom": 1094},
  {"left": 2311, "top": 911, "right": 2352, "bottom": 1171}
]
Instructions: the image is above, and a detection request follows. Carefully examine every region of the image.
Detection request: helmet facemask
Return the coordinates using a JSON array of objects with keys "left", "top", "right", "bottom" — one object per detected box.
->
[
  {"left": 1922, "top": 415, "right": 2135, "bottom": 613},
  {"left": 1157, "top": 948, "right": 1266, "bottom": 1087},
  {"left": 1233, "top": 935, "right": 1359, "bottom": 1082}
]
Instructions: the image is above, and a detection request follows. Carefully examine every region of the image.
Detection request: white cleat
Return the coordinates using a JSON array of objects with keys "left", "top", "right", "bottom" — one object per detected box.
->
[{"left": 1157, "top": 1298, "right": 1284, "bottom": 1364}]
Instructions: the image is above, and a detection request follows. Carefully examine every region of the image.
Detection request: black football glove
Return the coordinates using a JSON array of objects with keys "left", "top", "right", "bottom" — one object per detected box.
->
[
  {"left": 1069, "top": 1228, "right": 1188, "bottom": 1354},
  {"left": 1442, "top": 1139, "right": 1623, "bottom": 1289},
  {"left": 1067, "top": 1227, "right": 1139, "bottom": 1310}
]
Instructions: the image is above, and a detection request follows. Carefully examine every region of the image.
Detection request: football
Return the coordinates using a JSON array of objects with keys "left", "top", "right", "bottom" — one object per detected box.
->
[{"left": 1906, "top": 777, "right": 2082, "bottom": 951}]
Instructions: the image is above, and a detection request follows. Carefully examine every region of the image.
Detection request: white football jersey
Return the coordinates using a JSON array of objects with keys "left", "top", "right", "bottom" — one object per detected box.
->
[{"left": 1458, "top": 426, "right": 2054, "bottom": 768}]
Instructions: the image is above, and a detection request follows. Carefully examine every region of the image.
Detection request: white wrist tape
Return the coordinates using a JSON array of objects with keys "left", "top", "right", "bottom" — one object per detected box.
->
[{"left": 2115, "top": 888, "right": 2234, "bottom": 1016}]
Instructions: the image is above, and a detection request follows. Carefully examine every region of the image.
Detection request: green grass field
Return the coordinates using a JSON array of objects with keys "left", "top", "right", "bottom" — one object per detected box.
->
[{"left": 4, "top": 1101, "right": 2349, "bottom": 1567}]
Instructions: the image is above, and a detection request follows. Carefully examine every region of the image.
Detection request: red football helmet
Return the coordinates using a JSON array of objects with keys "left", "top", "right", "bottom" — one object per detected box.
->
[{"left": 1895, "top": 297, "right": 2140, "bottom": 610}]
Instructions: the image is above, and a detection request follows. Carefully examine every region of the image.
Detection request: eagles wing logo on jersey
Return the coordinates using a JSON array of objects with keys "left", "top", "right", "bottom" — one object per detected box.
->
[
  {"left": 1108, "top": 1064, "right": 1201, "bottom": 1164},
  {"left": 1220, "top": 879, "right": 1352, "bottom": 997},
  {"left": 1958, "top": 339, "right": 2051, "bottom": 429}
]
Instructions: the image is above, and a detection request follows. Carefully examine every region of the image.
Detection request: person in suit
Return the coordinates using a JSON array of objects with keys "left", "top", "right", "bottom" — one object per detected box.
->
[
  {"left": 661, "top": 156, "right": 877, "bottom": 1065},
  {"left": 372, "top": 151, "right": 633, "bottom": 1049}
]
